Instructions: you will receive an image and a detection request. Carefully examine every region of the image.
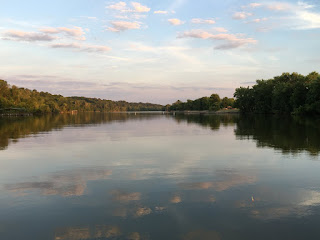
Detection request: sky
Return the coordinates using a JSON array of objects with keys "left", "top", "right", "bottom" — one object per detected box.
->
[{"left": 0, "top": 0, "right": 320, "bottom": 104}]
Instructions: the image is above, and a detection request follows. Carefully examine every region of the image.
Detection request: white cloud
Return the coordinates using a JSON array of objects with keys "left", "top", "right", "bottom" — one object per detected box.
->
[
  {"left": 51, "top": 42, "right": 111, "bottom": 53},
  {"left": 233, "top": 12, "right": 253, "bottom": 20},
  {"left": 108, "top": 21, "right": 141, "bottom": 32},
  {"left": 40, "top": 26, "right": 86, "bottom": 40},
  {"left": 295, "top": 10, "right": 320, "bottom": 29},
  {"left": 106, "top": 1, "right": 150, "bottom": 13},
  {"left": 178, "top": 29, "right": 257, "bottom": 49},
  {"left": 154, "top": 10, "right": 168, "bottom": 14},
  {"left": 107, "top": 2, "right": 127, "bottom": 11},
  {"left": 191, "top": 18, "right": 216, "bottom": 24},
  {"left": 168, "top": 18, "right": 185, "bottom": 25},
  {"left": 3, "top": 30, "right": 57, "bottom": 42},
  {"left": 131, "top": 2, "right": 150, "bottom": 13}
]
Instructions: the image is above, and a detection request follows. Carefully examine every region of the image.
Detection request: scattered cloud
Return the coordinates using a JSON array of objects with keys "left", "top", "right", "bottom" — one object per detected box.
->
[
  {"left": 51, "top": 42, "right": 111, "bottom": 53},
  {"left": 233, "top": 12, "right": 253, "bottom": 20},
  {"left": 168, "top": 18, "right": 185, "bottom": 25},
  {"left": 106, "top": 1, "right": 150, "bottom": 13},
  {"left": 108, "top": 21, "right": 141, "bottom": 32},
  {"left": 131, "top": 2, "right": 150, "bottom": 13},
  {"left": 191, "top": 18, "right": 216, "bottom": 24},
  {"left": 178, "top": 29, "right": 257, "bottom": 49},
  {"left": 3, "top": 30, "right": 57, "bottom": 42},
  {"left": 154, "top": 10, "right": 168, "bottom": 14},
  {"left": 40, "top": 26, "right": 86, "bottom": 40},
  {"left": 107, "top": 1, "right": 127, "bottom": 11}
]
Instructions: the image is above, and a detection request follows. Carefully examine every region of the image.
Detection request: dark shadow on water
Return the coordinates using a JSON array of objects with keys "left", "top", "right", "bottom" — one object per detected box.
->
[
  {"left": 173, "top": 113, "right": 238, "bottom": 130},
  {"left": 0, "top": 113, "right": 164, "bottom": 150},
  {"left": 173, "top": 113, "right": 320, "bottom": 156},
  {"left": 234, "top": 114, "right": 320, "bottom": 156}
]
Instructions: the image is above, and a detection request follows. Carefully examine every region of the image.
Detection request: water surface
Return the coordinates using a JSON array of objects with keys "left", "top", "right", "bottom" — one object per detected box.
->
[{"left": 1, "top": 113, "right": 320, "bottom": 240}]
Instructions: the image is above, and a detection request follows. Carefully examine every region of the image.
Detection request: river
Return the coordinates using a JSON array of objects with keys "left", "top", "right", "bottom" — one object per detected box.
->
[{"left": 0, "top": 113, "right": 320, "bottom": 240}]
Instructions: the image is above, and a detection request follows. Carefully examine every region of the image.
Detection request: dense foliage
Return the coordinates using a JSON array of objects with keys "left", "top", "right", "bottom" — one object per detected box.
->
[
  {"left": 234, "top": 72, "right": 320, "bottom": 114},
  {"left": 169, "top": 94, "right": 235, "bottom": 111},
  {"left": 0, "top": 80, "right": 164, "bottom": 114}
]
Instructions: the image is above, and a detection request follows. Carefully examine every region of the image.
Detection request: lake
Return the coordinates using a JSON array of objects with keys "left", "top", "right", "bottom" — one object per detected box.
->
[{"left": 1, "top": 113, "right": 320, "bottom": 240}]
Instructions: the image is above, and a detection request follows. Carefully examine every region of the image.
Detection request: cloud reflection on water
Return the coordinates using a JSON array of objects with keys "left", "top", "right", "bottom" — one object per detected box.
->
[
  {"left": 4, "top": 168, "right": 112, "bottom": 197},
  {"left": 179, "top": 172, "right": 257, "bottom": 192},
  {"left": 55, "top": 225, "right": 122, "bottom": 240}
]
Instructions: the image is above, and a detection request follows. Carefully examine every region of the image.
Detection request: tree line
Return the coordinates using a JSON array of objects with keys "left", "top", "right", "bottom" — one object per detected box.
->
[
  {"left": 234, "top": 72, "right": 320, "bottom": 115},
  {"left": 168, "top": 94, "right": 235, "bottom": 111},
  {"left": 0, "top": 80, "right": 164, "bottom": 114},
  {"left": 1, "top": 71, "right": 319, "bottom": 115}
]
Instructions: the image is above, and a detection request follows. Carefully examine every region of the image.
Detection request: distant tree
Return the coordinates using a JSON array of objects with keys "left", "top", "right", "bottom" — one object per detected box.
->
[
  {"left": 221, "top": 97, "right": 235, "bottom": 108},
  {"left": 209, "top": 94, "right": 221, "bottom": 111}
]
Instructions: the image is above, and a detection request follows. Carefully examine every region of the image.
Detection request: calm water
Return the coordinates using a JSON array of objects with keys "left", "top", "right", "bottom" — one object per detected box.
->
[{"left": 1, "top": 113, "right": 320, "bottom": 240}]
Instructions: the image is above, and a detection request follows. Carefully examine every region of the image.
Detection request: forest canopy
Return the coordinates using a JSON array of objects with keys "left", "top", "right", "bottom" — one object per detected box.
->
[
  {"left": 0, "top": 80, "right": 164, "bottom": 114},
  {"left": 234, "top": 72, "right": 320, "bottom": 115}
]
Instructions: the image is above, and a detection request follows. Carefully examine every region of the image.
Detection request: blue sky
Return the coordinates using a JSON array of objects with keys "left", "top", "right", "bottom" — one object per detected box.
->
[{"left": 1, "top": 0, "right": 320, "bottom": 104}]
